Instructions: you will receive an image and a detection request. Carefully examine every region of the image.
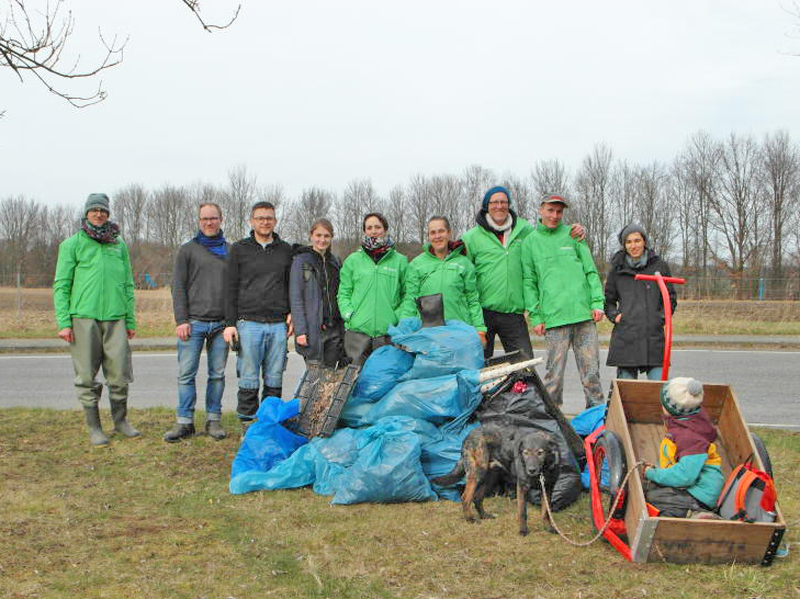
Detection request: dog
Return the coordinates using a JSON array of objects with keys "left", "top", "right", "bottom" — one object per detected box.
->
[{"left": 433, "top": 423, "right": 560, "bottom": 536}]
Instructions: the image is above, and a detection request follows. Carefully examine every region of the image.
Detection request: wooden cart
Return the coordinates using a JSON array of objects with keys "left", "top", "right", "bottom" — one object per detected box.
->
[{"left": 595, "top": 379, "right": 786, "bottom": 565}]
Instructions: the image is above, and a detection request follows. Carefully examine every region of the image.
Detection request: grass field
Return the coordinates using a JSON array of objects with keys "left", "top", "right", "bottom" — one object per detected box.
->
[
  {"left": 1, "top": 408, "right": 797, "bottom": 599},
  {"left": 2, "top": 287, "right": 800, "bottom": 340}
]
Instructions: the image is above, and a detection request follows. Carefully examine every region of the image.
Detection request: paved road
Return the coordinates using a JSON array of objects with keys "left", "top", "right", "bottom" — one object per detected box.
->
[{"left": 1, "top": 349, "right": 798, "bottom": 428}]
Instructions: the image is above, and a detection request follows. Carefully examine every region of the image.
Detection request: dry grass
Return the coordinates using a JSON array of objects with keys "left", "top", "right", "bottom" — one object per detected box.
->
[
  {"left": 2, "top": 287, "right": 800, "bottom": 339},
  {"left": 1, "top": 408, "right": 798, "bottom": 599}
]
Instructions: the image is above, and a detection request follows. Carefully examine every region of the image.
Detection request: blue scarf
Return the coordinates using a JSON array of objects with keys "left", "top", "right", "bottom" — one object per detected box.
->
[{"left": 194, "top": 230, "right": 227, "bottom": 257}]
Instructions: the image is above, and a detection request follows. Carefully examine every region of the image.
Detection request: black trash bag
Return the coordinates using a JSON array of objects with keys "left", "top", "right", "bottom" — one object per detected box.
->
[{"left": 476, "top": 377, "right": 583, "bottom": 512}]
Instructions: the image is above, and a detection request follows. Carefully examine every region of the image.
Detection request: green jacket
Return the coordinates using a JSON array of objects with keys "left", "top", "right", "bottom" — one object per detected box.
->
[
  {"left": 398, "top": 245, "right": 486, "bottom": 332},
  {"left": 462, "top": 214, "right": 533, "bottom": 314},
  {"left": 521, "top": 221, "right": 603, "bottom": 329},
  {"left": 337, "top": 247, "right": 407, "bottom": 338},
  {"left": 53, "top": 230, "right": 136, "bottom": 330}
]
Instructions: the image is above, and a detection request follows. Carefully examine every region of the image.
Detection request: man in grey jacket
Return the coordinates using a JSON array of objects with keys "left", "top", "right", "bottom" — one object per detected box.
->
[{"left": 164, "top": 203, "right": 230, "bottom": 442}]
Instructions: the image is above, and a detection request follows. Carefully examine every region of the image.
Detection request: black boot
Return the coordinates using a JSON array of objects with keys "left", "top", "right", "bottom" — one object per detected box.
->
[
  {"left": 163, "top": 422, "right": 196, "bottom": 443},
  {"left": 83, "top": 405, "right": 110, "bottom": 447},
  {"left": 110, "top": 399, "right": 141, "bottom": 437},
  {"left": 237, "top": 388, "right": 259, "bottom": 420}
]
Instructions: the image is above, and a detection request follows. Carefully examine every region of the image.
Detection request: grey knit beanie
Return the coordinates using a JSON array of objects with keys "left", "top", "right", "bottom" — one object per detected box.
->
[
  {"left": 618, "top": 223, "right": 647, "bottom": 246},
  {"left": 84, "top": 193, "right": 110, "bottom": 215},
  {"left": 660, "top": 377, "right": 704, "bottom": 417}
]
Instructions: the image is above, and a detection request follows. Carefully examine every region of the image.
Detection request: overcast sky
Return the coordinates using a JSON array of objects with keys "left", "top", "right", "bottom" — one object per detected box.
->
[{"left": 2, "top": 0, "right": 799, "bottom": 207}]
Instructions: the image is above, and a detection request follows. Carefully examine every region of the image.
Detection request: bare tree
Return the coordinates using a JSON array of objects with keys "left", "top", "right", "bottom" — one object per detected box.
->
[
  {"left": 146, "top": 184, "right": 189, "bottom": 261},
  {"left": 574, "top": 143, "right": 614, "bottom": 265},
  {"left": 761, "top": 130, "right": 799, "bottom": 277},
  {"left": 0, "top": 195, "right": 40, "bottom": 278},
  {"left": 459, "top": 164, "right": 495, "bottom": 232},
  {"left": 113, "top": 183, "right": 149, "bottom": 246},
  {"left": 609, "top": 160, "right": 638, "bottom": 235},
  {"left": 428, "top": 174, "right": 462, "bottom": 234},
  {"left": 634, "top": 161, "right": 673, "bottom": 259},
  {"left": 335, "top": 178, "right": 380, "bottom": 246},
  {"left": 406, "top": 173, "right": 431, "bottom": 244},
  {"left": 222, "top": 165, "right": 258, "bottom": 242},
  {"left": 500, "top": 173, "right": 532, "bottom": 222},
  {"left": 283, "top": 186, "right": 334, "bottom": 244},
  {"left": 531, "top": 159, "right": 571, "bottom": 205},
  {"left": 1, "top": 0, "right": 238, "bottom": 108},
  {"left": 383, "top": 184, "right": 410, "bottom": 248}
]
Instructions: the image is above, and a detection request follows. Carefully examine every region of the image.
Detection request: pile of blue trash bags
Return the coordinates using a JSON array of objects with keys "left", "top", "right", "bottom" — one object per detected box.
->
[{"left": 229, "top": 318, "right": 584, "bottom": 508}]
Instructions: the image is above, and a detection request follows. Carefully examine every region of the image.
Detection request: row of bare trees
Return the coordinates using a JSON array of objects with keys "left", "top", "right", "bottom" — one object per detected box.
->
[{"left": 2, "top": 131, "right": 800, "bottom": 297}]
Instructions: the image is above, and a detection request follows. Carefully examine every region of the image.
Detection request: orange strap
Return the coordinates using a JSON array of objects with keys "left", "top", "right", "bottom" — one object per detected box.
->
[{"left": 734, "top": 470, "right": 757, "bottom": 515}]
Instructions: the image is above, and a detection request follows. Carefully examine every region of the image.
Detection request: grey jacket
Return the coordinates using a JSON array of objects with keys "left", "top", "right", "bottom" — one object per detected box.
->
[{"left": 172, "top": 239, "right": 229, "bottom": 324}]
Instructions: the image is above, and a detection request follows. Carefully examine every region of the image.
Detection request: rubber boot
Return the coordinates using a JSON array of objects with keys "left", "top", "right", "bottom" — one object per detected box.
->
[
  {"left": 83, "top": 405, "right": 110, "bottom": 447},
  {"left": 163, "top": 422, "right": 195, "bottom": 442},
  {"left": 205, "top": 419, "right": 227, "bottom": 440},
  {"left": 110, "top": 399, "right": 141, "bottom": 438},
  {"left": 263, "top": 386, "right": 282, "bottom": 400}
]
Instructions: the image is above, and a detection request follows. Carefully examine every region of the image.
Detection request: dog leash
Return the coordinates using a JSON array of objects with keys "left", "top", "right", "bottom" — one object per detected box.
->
[{"left": 540, "top": 459, "right": 647, "bottom": 547}]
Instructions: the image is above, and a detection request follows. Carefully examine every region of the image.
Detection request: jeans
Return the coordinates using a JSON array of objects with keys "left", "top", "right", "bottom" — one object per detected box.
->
[
  {"left": 237, "top": 320, "right": 288, "bottom": 391},
  {"left": 176, "top": 319, "right": 229, "bottom": 423},
  {"left": 616, "top": 366, "right": 663, "bottom": 381}
]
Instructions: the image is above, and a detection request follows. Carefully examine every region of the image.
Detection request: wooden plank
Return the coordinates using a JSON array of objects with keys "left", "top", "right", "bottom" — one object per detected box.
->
[{"left": 648, "top": 518, "right": 784, "bottom": 564}]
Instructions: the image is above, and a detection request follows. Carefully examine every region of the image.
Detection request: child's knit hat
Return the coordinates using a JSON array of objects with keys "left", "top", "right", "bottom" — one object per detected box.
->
[{"left": 660, "top": 377, "right": 704, "bottom": 417}]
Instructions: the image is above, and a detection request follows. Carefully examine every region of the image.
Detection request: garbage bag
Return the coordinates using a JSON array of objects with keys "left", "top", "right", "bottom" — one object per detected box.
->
[
  {"left": 422, "top": 422, "right": 479, "bottom": 502},
  {"left": 361, "top": 370, "right": 482, "bottom": 426},
  {"left": 339, "top": 345, "right": 414, "bottom": 427},
  {"left": 571, "top": 404, "right": 607, "bottom": 489},
  {"left": 230, "top": 397, "right": 308, "bottom": 480},
  {"left": 389, "top": 319, "right": 483, "bottom": 381},
  {"left": 331, "top": 429, "right": 437, "bottom": 505}
]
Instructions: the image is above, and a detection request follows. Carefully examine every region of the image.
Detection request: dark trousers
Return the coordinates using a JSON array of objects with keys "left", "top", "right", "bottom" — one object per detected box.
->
[
  {"left": 297, "top": 326, "right": 345, "bottom": 368},
  {"left": 645, "top": 483, "right": 706, "bottom": 518},
  {"left": 344, "top": 330, "right": 391, "bottom": 365},
  {"left": 482, "top": 309, "right": 533, "bottom": 360}
]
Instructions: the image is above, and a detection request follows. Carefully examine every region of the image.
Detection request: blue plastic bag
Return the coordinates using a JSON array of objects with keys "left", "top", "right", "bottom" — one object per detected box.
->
[
  {"left": 571, "top": 404, "right": 607, "bottom": 437},
  {"left": 339, "top": 345, "right": 414, "bottom": 427},
  {"left": 360, "top": 370, "right": 482, "bottom": 426},
  {"left": 389, "top": 319, "right": 483, "bottom": 381},
  {"left": 422, "top": 422, "right": 479, "bottom": 501},
  {"left": 230, "top": 397, "right": 308, "bottom": 479},
  {"left": 331, "top": 429, "right": 438, "bottom": 505}
]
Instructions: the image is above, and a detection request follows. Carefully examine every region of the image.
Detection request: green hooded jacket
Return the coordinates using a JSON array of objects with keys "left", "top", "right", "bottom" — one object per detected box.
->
[
  {"left": 521, "top": 221, "right": 603, "bottom": 329},
  {"left": 337, "top": 246, "right": 407, "bottom": 338},
  {"left": 461, "top": 213, "right": 533, "bottom": 314},
  {"left": 53, "top": 230, "right": 136, "bottom": 330},
  {"left": 398, "top": 244, "right": 486, "bottom": 332}
]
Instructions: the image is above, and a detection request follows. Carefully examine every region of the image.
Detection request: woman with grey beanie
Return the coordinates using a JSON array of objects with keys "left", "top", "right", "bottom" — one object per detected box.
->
[{"left": 603, "top": 223, "right": 677, "bottom": 380}]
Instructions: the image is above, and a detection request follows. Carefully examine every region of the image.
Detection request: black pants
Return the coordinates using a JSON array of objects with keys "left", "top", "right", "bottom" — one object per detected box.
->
[
  {"left": 645, "top": 483, "right": 706, "bottom": 518},
  {"left": 344, "top": 330, "right": 391, "bottom": 365},
  {"left": 297, "top": 325, "right": 345, "bottom": 368},
  {"left": 482, "top": 309, "right": 533, "bottom": 360}
]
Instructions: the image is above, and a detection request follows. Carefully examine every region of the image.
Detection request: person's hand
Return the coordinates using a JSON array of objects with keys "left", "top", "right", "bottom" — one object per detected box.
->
[
  {"left": 614, "top": 313, "right": 622, "bottom": 324},
  {"left": 127, "top": 329, "right": 136, "bottom": 340},
  {"left": 592, "top": 309, "right": 604, "bottom": 323},
  {"left": 286, "top": 313, "right": 294, "bottom": 338},
  {"left": 176, "top": 323, "right": 191, "bottom": 342},
  {"left": 477, "top": 331, "right": 487, "bottom": 347},
  {"left": 223, "top": 326, "right": 238, "bottom": 344},
  {"left": 296, "top": 334, "right": 308, "bottom": 347},
  {"left": 569, "top": 223, "right": 586, "bottom": 241},
  {"left": 534, "top": 323, "right": 545, "bottom": 336},
  {"left": 57, "top": 327, "right": 74, "bottom": 343}
]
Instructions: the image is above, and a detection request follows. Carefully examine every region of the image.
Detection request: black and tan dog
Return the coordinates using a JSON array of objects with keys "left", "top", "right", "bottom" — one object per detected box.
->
[{"left": 433, "top": 423, "right": 560, "bottom": 536}]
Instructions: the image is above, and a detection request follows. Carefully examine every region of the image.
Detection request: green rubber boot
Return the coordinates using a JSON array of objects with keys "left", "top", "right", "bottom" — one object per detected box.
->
[
  {"left": 110, "top": 399, "right": 141, "bottom": 438},
  {"left": 83, "top": 405, "right": 110, "bottom": 447}
]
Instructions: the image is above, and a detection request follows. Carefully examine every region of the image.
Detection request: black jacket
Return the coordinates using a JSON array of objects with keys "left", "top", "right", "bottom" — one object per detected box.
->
[
  {"left": 289, "top": 246, "right": 343, "bottom": 360},
  {"left": 225, "top": 232, "right": 294, "bottom": 326},
  {"left": 604, "top": 250, "right": 677, "bottom": 368},
  {"left": 172, "top": 239, "right": 229, "bottom": 324}
]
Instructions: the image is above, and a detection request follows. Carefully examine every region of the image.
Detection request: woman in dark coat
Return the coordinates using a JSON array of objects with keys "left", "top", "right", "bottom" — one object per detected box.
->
[
  {"left": 604, "top": 224, "right": 677, "bottom": 380},
  {"left": 289, "top": 218, "right": 345, "bottom": 367}
]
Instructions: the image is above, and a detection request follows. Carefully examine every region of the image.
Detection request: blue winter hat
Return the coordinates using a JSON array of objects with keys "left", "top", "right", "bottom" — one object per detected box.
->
[{"left": 482, "top": 186, "right": 512, "bottom": 210}]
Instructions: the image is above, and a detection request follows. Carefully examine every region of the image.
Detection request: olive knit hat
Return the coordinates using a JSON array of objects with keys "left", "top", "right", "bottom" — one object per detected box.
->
[
  {"left": 660, "top": 377, "right": 704, "bottom": 417},
  {"left": 84, "top": 193, "right": 110, "bottom": 215}
]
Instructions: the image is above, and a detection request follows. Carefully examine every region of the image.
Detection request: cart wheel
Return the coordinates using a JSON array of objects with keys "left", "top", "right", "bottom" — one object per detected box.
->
[
  {"left": 750, "top": 432, "right": 773, "bottom": 478},
  {"left": 593, "top": 430, "right": 628, "bottom": 519}
]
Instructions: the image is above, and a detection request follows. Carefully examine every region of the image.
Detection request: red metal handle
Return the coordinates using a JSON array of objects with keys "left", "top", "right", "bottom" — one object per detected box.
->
[{"left": 633, "top": 272, "right": 685, "bottom": 380}]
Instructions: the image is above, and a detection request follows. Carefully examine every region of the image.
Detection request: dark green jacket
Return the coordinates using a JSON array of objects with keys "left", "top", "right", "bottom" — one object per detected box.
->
[
  {"left": 462, "top": 211, "right": 533, "bottom": 314},
  {"left": 53, "top": 230, "right": 136, "bottom": 330},
  {"left": 337, "top": 247, "right": 407, "bottom": 338},
  {"left": 399, "top": 245, "right": 486, "bottom": 331},
  {"left": 521, "top": 221, "right": 603, "bottom": 328}
]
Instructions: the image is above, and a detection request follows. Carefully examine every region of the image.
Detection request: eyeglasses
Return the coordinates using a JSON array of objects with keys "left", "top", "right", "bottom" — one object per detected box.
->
[
  {"left": 199, "top": 217, "right": 220, "bottom": 222},
  {"left": 252, "top": 216, "right": 276, "bottom": 223},
  {"left": 488, "top": 200, "right": 509, "bottom": 207}
]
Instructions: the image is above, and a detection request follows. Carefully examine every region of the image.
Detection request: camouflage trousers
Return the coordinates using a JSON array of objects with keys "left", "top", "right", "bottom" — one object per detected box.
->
[{"left": 544, "top": 320, "right": 605, "bottom": 409}]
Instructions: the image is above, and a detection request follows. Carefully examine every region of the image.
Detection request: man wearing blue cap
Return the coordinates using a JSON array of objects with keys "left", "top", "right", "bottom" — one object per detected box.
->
[{"left": 463, "top": 186, "right": 583, "bottom": 360}]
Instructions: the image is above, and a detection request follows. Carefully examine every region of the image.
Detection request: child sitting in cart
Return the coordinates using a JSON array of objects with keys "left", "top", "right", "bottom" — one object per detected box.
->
[{"left": 642, "top": 377, "right": 725, "bottom": 518}]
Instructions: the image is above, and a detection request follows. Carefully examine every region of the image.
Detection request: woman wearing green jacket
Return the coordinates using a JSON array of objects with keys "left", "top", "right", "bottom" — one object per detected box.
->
[
  {"left": 53, "top": 193, "right": 139, "bottom": 446},
  {"left": 400, "top": 216, "right": 486, "bottom": 343},
  {"left": 337, "top": 212, "right": 407, "bottom": 364}
]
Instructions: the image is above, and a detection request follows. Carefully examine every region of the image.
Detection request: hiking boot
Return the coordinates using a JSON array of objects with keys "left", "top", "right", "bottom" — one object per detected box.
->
[
  {"left": 163, "top": 423, "right": 195, "bottom": 443},
  {"left": 110, "top": 399, "right": 141, "bottom": 438},
  {"left": 83, "top": 405, "right": 110, "bottom": 447},
  {"left": 205, "top": 419, "right": 227, "bottom": 440}
]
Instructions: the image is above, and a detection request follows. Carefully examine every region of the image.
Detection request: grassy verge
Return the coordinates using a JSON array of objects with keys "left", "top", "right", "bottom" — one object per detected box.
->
[{"left": 1, "top": 408, "right": 797, "bottom": 598}]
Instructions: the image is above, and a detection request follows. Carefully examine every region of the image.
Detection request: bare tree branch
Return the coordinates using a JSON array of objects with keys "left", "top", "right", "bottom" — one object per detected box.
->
[{"left": 181, "top": 0, "right": 241, "bottom": 33}]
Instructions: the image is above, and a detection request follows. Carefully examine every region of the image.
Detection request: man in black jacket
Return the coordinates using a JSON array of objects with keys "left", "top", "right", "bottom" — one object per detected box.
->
[
  {"left": 165, "top": 202, "right": 230, "bottom": 442},
  {"left": 223, "top": 202, "right": 294, "bottom": 433}
]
